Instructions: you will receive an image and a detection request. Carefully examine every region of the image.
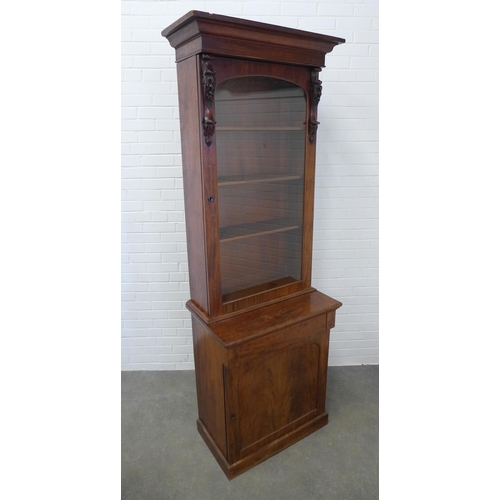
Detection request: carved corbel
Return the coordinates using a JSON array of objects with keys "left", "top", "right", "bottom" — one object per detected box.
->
[
  {"left": 309, "top": 119, "right": 320, "bottom": 144},
  {"left": 201, "top": 54, "right": 216, "bottom": 146},
  {"left": 202, "top": 117, "right": 216, "bottom": 147},
  {"left": 309, "top": 67, "right": 322, "bottom": 144}
]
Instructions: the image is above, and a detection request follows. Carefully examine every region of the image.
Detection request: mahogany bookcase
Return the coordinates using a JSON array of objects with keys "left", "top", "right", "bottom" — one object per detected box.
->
[{"left": 162, "top": 11, "right": 345, "bottom": 479}]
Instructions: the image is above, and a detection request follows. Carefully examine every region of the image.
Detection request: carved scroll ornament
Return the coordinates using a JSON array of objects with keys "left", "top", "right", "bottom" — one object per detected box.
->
[
  {"left": 309, "top": 67, "right": 322, "bottom": 143},
  {"left": 201, "top": 54, "right": 216, "bottom": 146},
  {"left": 202, "top": 117, "right": 216, "bottom": 147},
  {"left": 309, "top": 119, "right": 319, "bottom": 144}
]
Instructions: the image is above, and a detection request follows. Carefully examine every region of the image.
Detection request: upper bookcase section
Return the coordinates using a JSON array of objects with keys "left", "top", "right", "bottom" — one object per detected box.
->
[{"left": 161, "top": 11, "right": 345, "bottom": 67}]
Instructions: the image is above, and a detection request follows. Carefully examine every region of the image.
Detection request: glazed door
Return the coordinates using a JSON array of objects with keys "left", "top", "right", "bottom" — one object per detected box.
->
[
  {"left": 205, "top": 56, "right": 316, "bottom": 316},
  {"left": 216, "top": 76, "right": 305, "bottom": 300}
]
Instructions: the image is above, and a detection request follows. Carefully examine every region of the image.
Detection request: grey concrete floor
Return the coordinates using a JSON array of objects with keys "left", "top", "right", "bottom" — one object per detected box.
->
[{"left": 122, "top": 365, "right": 378, "bottom": 500}]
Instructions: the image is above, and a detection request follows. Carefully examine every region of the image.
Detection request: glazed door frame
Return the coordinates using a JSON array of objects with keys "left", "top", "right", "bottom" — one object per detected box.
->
[{"left": 199, "top": 54, "right": 319, "bottom": 318}]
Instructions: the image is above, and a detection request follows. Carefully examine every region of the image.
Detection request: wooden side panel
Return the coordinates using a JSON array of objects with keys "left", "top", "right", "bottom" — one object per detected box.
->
[
  {"left": 191, "top": 314, "right": 228, "bottom": 458},
  {"left": 177, "top": 56, "right": 209, "bottom": 313}
]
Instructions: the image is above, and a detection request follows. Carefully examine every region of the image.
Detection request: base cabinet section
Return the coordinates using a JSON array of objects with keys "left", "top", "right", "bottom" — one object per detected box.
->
[{"left": 190, "top": 291, "right": 341, "bottom": 479}]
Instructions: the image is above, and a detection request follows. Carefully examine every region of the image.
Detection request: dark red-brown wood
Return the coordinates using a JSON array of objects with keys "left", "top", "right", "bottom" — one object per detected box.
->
[
  {"left": 174, "top": 53, "right": 331, "bottom": 318},
  {"left": 162, "top": 11, "right": 344, "bottom": 67},
  {"left": 189, "top": 290, "right": 341, "bottom": 479},
  {"left": 162, "top": 11, "right": 344, "bottom": 479}
]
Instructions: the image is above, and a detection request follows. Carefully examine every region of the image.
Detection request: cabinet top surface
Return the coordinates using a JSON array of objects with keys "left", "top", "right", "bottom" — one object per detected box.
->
[
  {"left": 206, "top": 291, "right": 342, "bottom": 347},
  {"left": 161, "top": 11, "right": 345, "bottom": 66}
]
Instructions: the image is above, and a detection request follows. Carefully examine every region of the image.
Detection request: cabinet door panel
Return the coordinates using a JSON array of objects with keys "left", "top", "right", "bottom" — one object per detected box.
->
[{"left": 231, "top": 341, "right": 321, "bottom": 459}]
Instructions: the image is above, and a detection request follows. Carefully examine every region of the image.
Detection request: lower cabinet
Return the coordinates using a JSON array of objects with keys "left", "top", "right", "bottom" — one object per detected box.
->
[{"left": 189, "top": 291, "right": 342, "bottom": 479}]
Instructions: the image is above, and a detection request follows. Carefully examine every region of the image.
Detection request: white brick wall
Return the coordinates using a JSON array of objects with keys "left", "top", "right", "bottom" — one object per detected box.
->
[{"left": 121, "top": 0, "right": 379, "bottom": 370}]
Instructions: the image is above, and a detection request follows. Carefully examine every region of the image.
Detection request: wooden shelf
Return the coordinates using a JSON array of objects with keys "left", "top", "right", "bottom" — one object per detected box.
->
[
  {"left": 222, "top": 276, "right": 298, "bottom": 303},
  {"left": 217, "top": 93, "right": 305, "bottom": 103},
  {"left": 219, "top": 218, "right": 301, "bottom": 243},
  {"left": 217, "top": 126, "right": 304, "bottom": 131},
  {"left": 218, "top": 174, "right": 302, "bottom": 187}
]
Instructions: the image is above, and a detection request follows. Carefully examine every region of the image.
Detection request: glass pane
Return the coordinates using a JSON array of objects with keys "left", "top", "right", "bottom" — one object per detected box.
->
[{"left": 215, "top": 76, "right": 306, "bottom": 303}]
